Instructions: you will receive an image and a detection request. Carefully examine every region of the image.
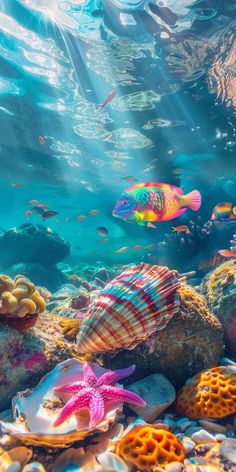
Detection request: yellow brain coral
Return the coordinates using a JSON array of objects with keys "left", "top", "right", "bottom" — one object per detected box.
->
[
  {"left": 0, "top": 274, "right": 46, "bottom": 330},
  {"left": 176, "top": 366, "right": 236, "bottom": 419},
  {"left": 116, "top": 426, "right": 185, "bottom": 470}
]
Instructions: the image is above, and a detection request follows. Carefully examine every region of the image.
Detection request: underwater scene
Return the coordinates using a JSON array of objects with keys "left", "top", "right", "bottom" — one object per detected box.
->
[{"left": 1, "top": 0, "right": 236, "bottom": 470}]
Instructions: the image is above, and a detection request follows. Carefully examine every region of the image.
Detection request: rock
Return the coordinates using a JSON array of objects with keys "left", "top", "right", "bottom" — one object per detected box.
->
[
  {"left": 0, "top": 316, "right": 76, "bottom": 410},
  {"left": 198, "top": 419, "right": 227, "bottom": 433},
  {"left": 184, "top": 426, "right": 203, "bottom": 436},
  {"left": 201, "top": 260, "right": 236, "bottom": 353},
  {"left": 165, "top": 462, "right": 183, "bottom": 472},
  {"left": 127, "top": 374, "right": 176, "bottom": 422},
  {"left": 176, "top": 418, "right": 193, "bottom": 432},
  {"left": 191, "top": 429, "right": 216, "bottom": 444},
  {"left": 0, "top": 224, "right": 70, "bottom": 268},
  {"left": 8, "top": 263, "right": 67, "bottom": 292},
  {"left": 101, "top": 284, "right": 223, "bottom": 388},
  {"left": 220, "top": 439, "right": 236, "bottom": 464},
  {"left": 181, "top": 437, "right": 195, "bottom": 454},
  {"left": 162, "top": 418, "right": 176, "bottom": 432}
]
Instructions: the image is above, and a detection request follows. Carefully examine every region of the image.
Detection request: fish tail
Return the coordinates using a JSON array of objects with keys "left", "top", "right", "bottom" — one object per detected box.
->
[
  {"left": 172, "top": 227, "right": 177, "bottom": 232},
  {"left": 181, "top": 190, "right": 201, "bottom": 211}
]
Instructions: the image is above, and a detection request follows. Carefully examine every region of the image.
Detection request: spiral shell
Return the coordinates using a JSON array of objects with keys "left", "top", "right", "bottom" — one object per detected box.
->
[{"left": 76, "top": 263, "right": 180, "bottom": 354}]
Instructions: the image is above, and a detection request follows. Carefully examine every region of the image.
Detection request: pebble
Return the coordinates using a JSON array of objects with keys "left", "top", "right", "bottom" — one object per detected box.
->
[
  {"left": 181, "top": 437, "right": 195, "bottom": 454},
  {"left": 215, "top": 433, "right": 227, "bottom": 442},
  {"left": 176, "top": 418, "right": 193, "bottom": 432},
  {"left": 198, "top": 419, "right": 227, "bottom": 433},
  {"left": 165, "top": 461, "right": 183, "bottom": 472},
  {"left": 128, "top": 374, "right": 176, "bottom": 423},
  {"left": 7, "top": 463, "right": 21, "bottom": 472},
  {"left": 184, "top": 426, "right": 203, "bottom": 436},
  {"left": 162, "top": 418, "right": 176, "bottom": 432},
  {"left": 220, "top": 438, "right": 236, "bottom": 464},
  {"left": 22, "top": 463, "right": 46, "bottom": 472},
  {"left": 191, "top": 429, "right": 216, "bottom": 444}
]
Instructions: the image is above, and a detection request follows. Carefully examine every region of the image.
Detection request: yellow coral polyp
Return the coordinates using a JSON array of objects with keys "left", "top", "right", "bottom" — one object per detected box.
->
[
  {"left": 0, "top": 274, "right": 14, "bottom": 294},
  {"left": 117, "top": 426, "right": 185, "bottom": 470},
  {"left": 0, "top": 274, "right": 46, "bottom": 322},
  {"left": 176, "top": 366, "right": 236, "bottom": 419}
]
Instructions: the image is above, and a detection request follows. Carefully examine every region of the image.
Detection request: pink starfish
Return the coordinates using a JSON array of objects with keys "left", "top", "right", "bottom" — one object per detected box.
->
[{"left": 53, "top": 363, "right": 146, "bottom": 428}]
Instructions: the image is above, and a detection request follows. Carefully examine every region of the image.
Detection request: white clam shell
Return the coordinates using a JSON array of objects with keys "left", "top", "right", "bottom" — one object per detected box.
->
[{"left": 0, "top": 359, "right": 122, "bottom": 448}]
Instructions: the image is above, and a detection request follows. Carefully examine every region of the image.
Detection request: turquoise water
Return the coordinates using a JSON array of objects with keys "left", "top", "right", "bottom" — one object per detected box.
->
[{"left": 0, "top": 0, "right": 236, "bottom": 273}]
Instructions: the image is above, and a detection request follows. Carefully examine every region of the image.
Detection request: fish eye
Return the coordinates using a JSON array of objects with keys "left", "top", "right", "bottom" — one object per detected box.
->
[{"left": 122, "top": 200, "right": 127, "bottom": 205}]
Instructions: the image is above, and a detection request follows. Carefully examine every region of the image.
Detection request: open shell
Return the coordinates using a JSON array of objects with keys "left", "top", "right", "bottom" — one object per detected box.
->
[
  {"left": 0, "top": 359, "right": 122, "bottom": 448},
  {"left": 77, "top": 263, "right": 180, "bottom": 354}
]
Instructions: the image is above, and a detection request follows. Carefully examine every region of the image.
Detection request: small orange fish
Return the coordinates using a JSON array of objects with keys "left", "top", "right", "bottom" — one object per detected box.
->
[
  {"left": 100, "top": 238, "right": 109, "bottom": 244},
  {"left": 172, "top": 225, "right": 190, "bottom": 234},
  {"left": 11, "top": 182, "right": 22, "bottom": 188},
  {"left": 38, "top": 135, "right": 46, "bottom": 145},
  {"left": 101, "top": 90, "right": 116, "bottom": 109},
  {"left": 27, "top": 200, "right": 48, "bottom": 208},
  {"left": 145, "top": 244, "right": 156, "bottom": 251},
  {"left": 89, "top": 209, "right": 99, "bottom": 216},
  {"left": 218, "top": 249, "right": 236, "bottom": 258},
  {"left": 123, "top": 176, "right": 138, "bottom": 183},
  {"left": 76, "top": 215, "right": 87, "bottom": 221},
  {"left": 198, "top": 254, "right": 223, "bottom": 270},
  {"left": 114, "top": 246, "right": 129, "bottom": 254},
  {"left": 25, "top": 210, "right": 32, "bottom": 220},
  {"left": 133, "top": 245, "right": 142, "bottom": 251}
]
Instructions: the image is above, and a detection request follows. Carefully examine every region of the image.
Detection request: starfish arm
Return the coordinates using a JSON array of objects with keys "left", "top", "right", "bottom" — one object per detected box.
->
[
  {"left": 89, "top": 390, "right": 105, "bottom": 427},
  {"left": 100, "top": 385, "right": 146, "bottom": 407},
  {"left": 97, "top": 365, "right": 136, "bottom": 386},
  {"left": 53, "top": 381, "right": 87, "bottom": 393},
  {"left": 53, "top": 387, "right": 92, "bottom": 427},
  {"left": 83, "top": 362, "right": 98, "bottom": 386}
]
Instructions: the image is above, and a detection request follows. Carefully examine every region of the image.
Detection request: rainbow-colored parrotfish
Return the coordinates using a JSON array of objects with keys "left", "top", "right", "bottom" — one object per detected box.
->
[{"left": 112, "top": 182, "right": 201, "bottom": 226}]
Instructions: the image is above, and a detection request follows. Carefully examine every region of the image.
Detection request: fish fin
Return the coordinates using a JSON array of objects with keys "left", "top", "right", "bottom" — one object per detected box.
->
[
  {"left": 181, "top": 190, "right": 201, "bottom": 211},
  {"left": 146, "top": 222, "right": 158, "bottom": 229}
]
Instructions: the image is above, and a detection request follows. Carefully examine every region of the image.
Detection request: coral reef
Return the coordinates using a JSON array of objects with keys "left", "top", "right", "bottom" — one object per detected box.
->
[
  {"left": 0, "top": 359, "right": 139, "bottom": 448},
  {"left": 159, "top": 217, "right": 236, "bottom": 272},
  {"left": 201, "top": 259, "right": 236, "bottom": 353},
  {"left": 0, "top": 274, "right": 46, "bottom": 330},
  {"left": 77, "top": 263, "right": 180, "bottom": 354},
  {"left": 116, "top": 425, "right": 185, "bottom": 470},
  {"left": 0, "top": 313, "right": 77, "bottom": 410},
  {"left": 101, "top": 283, "right": 223, "bottom": 387},
  {"left": 176, "top": 365, "right": 236, "bottom": 419}
]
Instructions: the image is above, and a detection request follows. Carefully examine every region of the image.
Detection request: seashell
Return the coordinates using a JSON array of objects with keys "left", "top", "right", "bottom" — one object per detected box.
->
[
  {"left": 77, "top": 263, "right": 180, "bottom": 354},
  {"left": 0, "top": 359, "right": 123, "bottom": 448}
]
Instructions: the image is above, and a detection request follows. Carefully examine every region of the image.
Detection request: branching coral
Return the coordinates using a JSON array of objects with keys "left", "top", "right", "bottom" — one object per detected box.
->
[
  {"left": 0, "top": 274, "right": 46, "bottom": 330},
  {"left": 176, "top": 366, "right": 236, "bottom": 419},
  {"left": 116, "top": 425, "right": 185, "bottom": 470},
  {"left": 159, "top": 217, "right": 235, "bottom": 272}
]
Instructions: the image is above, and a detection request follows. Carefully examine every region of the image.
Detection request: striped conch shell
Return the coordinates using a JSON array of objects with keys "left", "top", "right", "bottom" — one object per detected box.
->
[{"left": 76, "top": 263, "right": 180, "bottom": 354}]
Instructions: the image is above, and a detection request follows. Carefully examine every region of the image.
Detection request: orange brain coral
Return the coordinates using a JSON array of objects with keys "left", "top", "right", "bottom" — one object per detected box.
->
[
  {"left": 116, "top": 426, "right": 185, "bottom": 470},
  {"left": 176, "top": 366, "right": 236, "bottom": 419}
]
